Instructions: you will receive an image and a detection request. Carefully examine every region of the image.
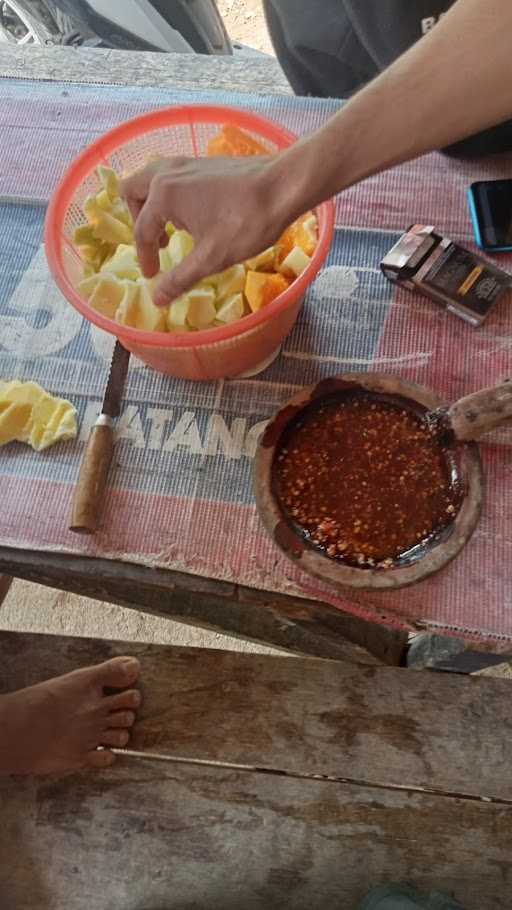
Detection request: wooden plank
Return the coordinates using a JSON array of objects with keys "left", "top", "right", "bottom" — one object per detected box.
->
[
  {"left": 2, "top": 630, "right": 511, "bottom": 802},
  {"left": 0, "top": 546, "right": 407, "bottom": 665},
  {"left": 1, "top": 759, "right": 510, "bottom": 910},
  {"left": 0, "top": 45, "right": 291, "bottom": 94}
]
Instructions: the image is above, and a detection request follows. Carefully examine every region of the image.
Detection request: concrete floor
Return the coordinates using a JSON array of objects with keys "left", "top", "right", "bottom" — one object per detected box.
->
[{"left": 0, "top": 578, "right": 284, "bottom": 655}]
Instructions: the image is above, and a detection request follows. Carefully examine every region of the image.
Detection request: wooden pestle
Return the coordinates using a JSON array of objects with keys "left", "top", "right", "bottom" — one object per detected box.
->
[{"left": 445, "top": 379, "right": 512, "bottom": 441}]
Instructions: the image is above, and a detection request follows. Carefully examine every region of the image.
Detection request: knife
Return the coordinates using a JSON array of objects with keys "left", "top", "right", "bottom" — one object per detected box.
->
[{"left": 70, "top": 340, "right": 130, "bottom": 535}]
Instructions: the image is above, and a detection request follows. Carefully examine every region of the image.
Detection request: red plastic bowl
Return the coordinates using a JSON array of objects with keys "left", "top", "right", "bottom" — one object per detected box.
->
[{"left": 45, "top": 104, "right": 334, "bottom": 380}]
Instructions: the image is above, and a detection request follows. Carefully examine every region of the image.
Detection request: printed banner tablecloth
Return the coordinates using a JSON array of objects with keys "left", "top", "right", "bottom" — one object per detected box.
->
[{"left": 1, "top": 78, "right": 511, "bottom": 641}]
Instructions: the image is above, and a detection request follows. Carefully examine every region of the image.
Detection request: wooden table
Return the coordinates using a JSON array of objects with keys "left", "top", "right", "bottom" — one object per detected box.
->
[
  {"left": 1, "top": 628, "right": 511, "bottom": 909},
  {"left": 0, "top": 44, "right": 411, "bottom": 667},
  {"left": 0, "top": 45, "right": 508, "bottom": 669}
]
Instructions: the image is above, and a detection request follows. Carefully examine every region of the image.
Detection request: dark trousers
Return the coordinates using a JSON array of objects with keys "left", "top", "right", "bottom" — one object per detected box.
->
[{"left": 263, "top": 0, "right": 512, "bottom": 157}]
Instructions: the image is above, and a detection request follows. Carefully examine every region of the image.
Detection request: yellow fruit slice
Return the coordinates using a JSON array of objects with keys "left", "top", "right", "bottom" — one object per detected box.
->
[
  {"left": 245, "top": 247, "right": 276, "bottom": 272},
  {"left": 279, "top": 245, "right": 311, "bottom": 278},
  {"left": 0, "top": 381, "right": 77, "bottom": 450}
]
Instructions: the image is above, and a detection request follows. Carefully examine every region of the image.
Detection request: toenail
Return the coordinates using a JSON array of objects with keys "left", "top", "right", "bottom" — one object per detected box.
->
[
  {"left": 119, "top": 731, "right": 130, "bottom": 746},
  {"left": 130, "top": 690, "right": 142, "bottom": 707}
]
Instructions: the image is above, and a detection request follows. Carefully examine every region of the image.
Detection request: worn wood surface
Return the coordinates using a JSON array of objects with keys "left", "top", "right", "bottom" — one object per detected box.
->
[
  {"left": 2, "top": 631, "right": 512, "bottom": 801},
  {"left": 1, "top": 630, "right": 512, "bottom": 910},
  {"left": 0, "top": 44, "right": 292, "bottom": 94},
  {"left": 0, "top": 574, "right": 12, "bottom": 606},
  {"left": 0, "top": 546, "right": 408, "bottom": 665},
  {"left": 2, "top": 760, "right": 512, "bottom": 910}
]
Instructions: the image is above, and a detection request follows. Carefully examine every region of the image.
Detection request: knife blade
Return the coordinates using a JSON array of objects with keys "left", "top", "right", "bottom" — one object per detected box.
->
[{"left": 70, "top": 340, "right": 130, "bottom": 534}]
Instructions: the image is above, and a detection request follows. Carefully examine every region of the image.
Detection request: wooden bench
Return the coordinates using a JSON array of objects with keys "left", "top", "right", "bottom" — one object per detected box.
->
[{"left": 0, "top": 630, "right": 511, "bottom": 909}]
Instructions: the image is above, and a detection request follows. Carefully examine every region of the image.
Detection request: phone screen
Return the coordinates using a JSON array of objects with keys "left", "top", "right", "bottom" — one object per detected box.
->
[{"left": 470, "top": 180, "right": 512, "bottom": 249}]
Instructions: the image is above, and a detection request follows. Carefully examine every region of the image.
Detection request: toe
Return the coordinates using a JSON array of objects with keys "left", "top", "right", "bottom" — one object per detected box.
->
[
  {"left": 108, "top": 710, "right": 136, "bottom": 729},
  {"left": 91, "top": 657, "right": 141, "bottom": 690},
  {"left": 101, "top": 729, "right": 131, "bottom": 748},
  {"left": 87, "top": 749, "right": 116, "bottom": 770},
  {"left": 105, "top": 688, "right": 142, "bottom": 712}
]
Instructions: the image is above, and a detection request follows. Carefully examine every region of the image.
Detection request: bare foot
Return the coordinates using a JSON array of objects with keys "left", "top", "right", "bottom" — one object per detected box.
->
[{"left": 0, "top": 656, "right": 141, "bottom": 775}]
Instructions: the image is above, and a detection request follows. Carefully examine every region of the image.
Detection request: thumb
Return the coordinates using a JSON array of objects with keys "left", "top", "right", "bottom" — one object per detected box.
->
[{"left": 153, "top": 243, "right": 220, "bottom": 307}]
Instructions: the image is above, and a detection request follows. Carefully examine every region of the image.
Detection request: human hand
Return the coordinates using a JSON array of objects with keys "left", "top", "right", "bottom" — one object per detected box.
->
[{"left": 121, "top": 155, "right": 292, "bottom": 306}]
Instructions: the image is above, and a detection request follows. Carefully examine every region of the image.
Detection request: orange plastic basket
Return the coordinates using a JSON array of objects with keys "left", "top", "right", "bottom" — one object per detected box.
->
[{"left": 45, "top": 105, "right": 334, "bottom": 380}]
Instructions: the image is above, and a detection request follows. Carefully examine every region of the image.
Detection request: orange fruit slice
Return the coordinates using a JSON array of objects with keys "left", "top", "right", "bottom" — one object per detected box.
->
[
  {"left": 276, "top": 212, "right": 318, "bottom": 265},
  {"left": 245, "top": 271, "right": 290, "bottom": 312},
  {"left": 207, "top": 125, "right": 271, "bottom": 158}
]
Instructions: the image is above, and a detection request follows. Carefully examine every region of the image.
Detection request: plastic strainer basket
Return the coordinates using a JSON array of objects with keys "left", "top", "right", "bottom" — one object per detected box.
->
[{"left": 45, "top": 105, "right": 334, "bottom": 380}]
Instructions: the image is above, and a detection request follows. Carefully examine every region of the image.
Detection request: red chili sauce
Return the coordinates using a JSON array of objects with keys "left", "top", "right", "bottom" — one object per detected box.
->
[{"left": 273, "top": 391, "right": 463, "bottom": 568}]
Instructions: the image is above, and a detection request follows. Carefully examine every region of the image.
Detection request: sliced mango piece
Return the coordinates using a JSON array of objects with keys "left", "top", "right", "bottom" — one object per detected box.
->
[
  {"left": 79, "top": 243, "right": 102, "bottom": 265},
  {"left": 216, "top": 292, "right": 245, "bottom": 324},
  {"left": 111, "top": 199, "right": 133, "bottom": 227},
  {"left": 97, "top": 165, "right": 120, "bottom": 200},
  {"left": 245, "top": 271, "right": 290, "bottom": 313},
  {"left": 88, "top": 275, "right": 125, "bottom": 320},
  {"left": 207, "top": 125, "right": 270, "bottom": 158},
  {"left": 96, "top": 189, "right": 112, "bottom": 211},
  {"left": 276, "top": 211, "right": 318, "bottom": 265},
  {"left": 78, "top": 274, "right": 101, "bottom": 300},
  {"left": 73, "top": 224, "right": 97, "bottom": 247},
  {"left": 279, "top": 245, "right": 311, "bottom": 278},
  {"left": 136, "top": 281, "right": 167, "bottom": 332},
  {"left": 186, "top": 286, "right": 217, "bottom": 329},
  {"left": 84, "top": 194, "right": 102, "bottom": 223},
  {"left": 299, "top": 214, "right": 318, "bottom": 255},
  {"left": 116, "top": 281, "right": 166, "bottom": 333},
  {"left": 245, "top": 247, "right": 276, "bottom": 272},
  {"left": 115, "top": 281, "right": 139, "bottom": 328},
  {"left": 215, "top": 264, "right": 246, "bottom": 300},
  {"left": 0, "top": 402, "right": 32, "bottom": 446},
  {"left": 0, "top": 381, "right": 77, "bottom": 450},
  {"left": 92, "top": 212, "right": 133, "bottom": 246},
  {"left": 159, "top": 243, "right": 174, "bottom": 273},
  {"left": 100, "top": 244, "right": 141, "bottom": 281},
  {"left": 168, "top": 230, "right": 194, "bottom": 266},
  {"left": 167, "top": 294, "right": 190, "bottom": 330}
]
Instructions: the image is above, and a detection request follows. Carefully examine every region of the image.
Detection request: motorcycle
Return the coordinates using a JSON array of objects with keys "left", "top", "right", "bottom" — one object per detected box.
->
[{"left": 0, "top": 0, "right": 233, "bottom": 55}]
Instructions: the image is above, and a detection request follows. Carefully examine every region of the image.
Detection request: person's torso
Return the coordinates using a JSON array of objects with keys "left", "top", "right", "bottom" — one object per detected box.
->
[{"left": 341, "top": 0, "right": 454, "bottom": 69}]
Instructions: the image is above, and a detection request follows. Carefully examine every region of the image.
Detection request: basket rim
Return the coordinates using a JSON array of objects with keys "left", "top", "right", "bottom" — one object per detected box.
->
[{"left": 44, "top": 103, "right": 335, "bottom": 350}]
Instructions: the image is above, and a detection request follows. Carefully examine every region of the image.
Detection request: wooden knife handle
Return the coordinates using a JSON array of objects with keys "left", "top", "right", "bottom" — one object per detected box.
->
[
  {"left": 70, "top": 422, "right": 115, "bottom": 534},
  {"left": 447, "top": 379, "right": 512, "bottom": 441}
]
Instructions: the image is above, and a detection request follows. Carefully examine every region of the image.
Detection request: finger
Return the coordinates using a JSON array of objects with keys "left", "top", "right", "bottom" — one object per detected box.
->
[
  {"left": 87, "top": 748, "right": 116, "bottom": 770},
  {"left": 153, "top": 243, "right": 220, "bottom": 306},
  {"left": 104, "top": 689, "right": 142, "bottom": 712},
  {"left": 107, "top": 710, "right": 137, "bottom": 729},
  {"left": 134, "top": 193, "right": 166, "bottom": 278},
  {"left": 126, "top": 197, "right": 144, "bottom": 225},
  {"left": 119, "top": 168, "right": 155, "bottom": 205},
  {"left": 101, "top": 729, "right": 131, "bottom": 748}
]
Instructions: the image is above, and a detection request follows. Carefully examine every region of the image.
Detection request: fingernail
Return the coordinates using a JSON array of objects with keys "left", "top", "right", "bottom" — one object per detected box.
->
[
  {"left": 121, "top": 657, "right": 139, "bottom": 670},
  {"left": 154, "top": 293, "right": 169, "bottom": 308}
]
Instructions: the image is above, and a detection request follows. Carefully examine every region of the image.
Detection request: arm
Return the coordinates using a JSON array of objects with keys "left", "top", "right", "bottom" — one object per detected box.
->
[
  {"left": 122, "top": 0, "right": 512, "bottom": 305},
  {"left": 276, "top": 0, "right": 512, "bottom": 216}
]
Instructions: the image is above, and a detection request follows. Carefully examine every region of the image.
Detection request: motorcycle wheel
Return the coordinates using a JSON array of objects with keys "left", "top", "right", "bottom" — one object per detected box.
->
[{"left": 0, "top": 0, "right": 57, "bottom": 45}]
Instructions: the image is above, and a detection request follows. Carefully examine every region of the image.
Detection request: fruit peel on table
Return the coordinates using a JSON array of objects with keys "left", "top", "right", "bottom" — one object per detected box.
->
[{"left": 0, "top": 381, "right": 78, "bottom": 451}]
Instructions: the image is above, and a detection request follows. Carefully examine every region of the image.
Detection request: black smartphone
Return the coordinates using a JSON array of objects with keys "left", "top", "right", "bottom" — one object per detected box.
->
[{"left": 468, "top": 179, "right": 512, "bottom": 253}]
